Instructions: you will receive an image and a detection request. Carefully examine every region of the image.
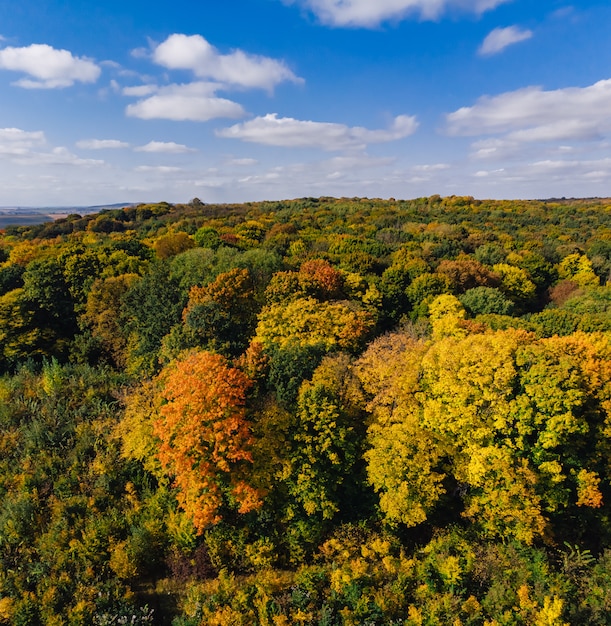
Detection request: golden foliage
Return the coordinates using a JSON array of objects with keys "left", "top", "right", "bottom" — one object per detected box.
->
[
  {"left": 358, "top": 327, "right": 611, "bottom": 541},
  {"left": 256, "top": 297, "right": 374, "bottom": 352}
]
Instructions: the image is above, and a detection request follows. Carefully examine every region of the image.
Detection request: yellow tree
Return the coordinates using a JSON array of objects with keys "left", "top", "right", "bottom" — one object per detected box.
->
[
  {"left": 357, "top": 332, "right": 446, "bottom": 527},
  {"left": 83, "top": 273, "right": 139, "bottom": 367},
  {"left": 558, "top": 253, "right": 600, "bottom": 288},
  {"left": 255, "top": 297, "right": 374, "bottom": 353},
  {"left": 357, "top": 327, "right": 611, "bottom": 543}
]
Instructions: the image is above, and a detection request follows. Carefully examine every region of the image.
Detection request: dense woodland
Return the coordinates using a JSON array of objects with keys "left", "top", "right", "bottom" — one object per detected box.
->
[{"left": 0, "top": 195, "right": 611, "bottom": 625}]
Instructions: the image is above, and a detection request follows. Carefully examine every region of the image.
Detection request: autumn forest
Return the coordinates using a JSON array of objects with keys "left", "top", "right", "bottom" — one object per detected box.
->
[{"left": 1, "top": 195, "right": 611, "bottom": 625}]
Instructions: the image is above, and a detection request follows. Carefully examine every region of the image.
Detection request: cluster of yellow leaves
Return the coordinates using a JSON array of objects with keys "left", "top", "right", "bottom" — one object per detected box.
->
[
  {"left": 558, "top": 253, "right": 600, "bottom": 288},
  {"left": 115, "top": 378, "right": 164, "bottom": 479},
  {"left": 357, "top": 317, "right": 611, "bottom": 542},
  {"left": 152, "top": 231, "right": 196, "bottom": 259},
  {"left": 493, "top": 263, "right": 537, "bottom": 301},
  {"left": 256, "top": 297, "right": 374, "bottom": 352}
]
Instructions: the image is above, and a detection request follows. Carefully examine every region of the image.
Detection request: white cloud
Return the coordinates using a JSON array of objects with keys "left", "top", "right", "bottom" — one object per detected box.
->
[
  {"left": 323, "top": 154, "right": 396, "bottom": 169},
  {"left": 135, "top": 165, "right": 183, "bottom": 173},
  {"left": 236, "top": 153, "right": 394, "bottom": 189},
  {"left": 472, "top": 157, "right": 611, "bottom": 188},
  {"left": 0, "top": 43, "right": 100, "bottom": 88},
  {"left": 226, "top": 157, "right": 259, "bottom": 166},
  {"left": 153, "top": 34, "right": 302, "bottom": 91},
  {"left": 446, "top": 79, "right": 611, "bottom": 151},
  {"left": 125, "top": 82, "right": 245, "bottom": 121},
  {"left": 0, "top": 127, "right": 46, "bottom": 155},
  {"left": 135, "top": 141, "right": 196, "bottom": 153},
  {"left": 478, "top": 25, "right": 533, "bottom": 56},
  {"left": 123, "top": 35, "right": 302, "bottom": 125},
  {"left": 0, "top": 127, "right": 105, "bottom": 167},
  {"left": 412, "top": 163, "right": 451, "bottom": 172},
  {"left": 217, "top": 113, "right": 418, "bottom": 150},
  {"left": 13, "top": 146, "right": 104, "bottom": 167},
  {"left": 130, "top": 46, "right": 150, "bottom": 59},
  {"left": 470, "top": 137, "right": 520, "bottom": 159},
  {"left": 122, "top": 84, "right": 158, "bottom": 97},
  {"left": 286, "top": 0, "right": 511, "bottom": 27},
  {"left": 100, "top": 60, "right": 121, "bottom": 69},
  {"left": 76, "top": 139, "right": 130, "bottom": 150}
]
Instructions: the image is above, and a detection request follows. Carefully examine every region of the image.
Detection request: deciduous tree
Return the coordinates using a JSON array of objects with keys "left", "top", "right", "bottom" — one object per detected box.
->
[
  {"left": 155, "top": 351, "right": 261, "bottom": 532},
  {"left": 357, "top": 327, "right": 611, "bottom": 543}
]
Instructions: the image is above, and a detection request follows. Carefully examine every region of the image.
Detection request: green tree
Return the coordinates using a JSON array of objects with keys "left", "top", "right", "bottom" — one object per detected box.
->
[
  {"left": 460, "top": 286, "right": 515, "bottom": 316},
  {"left": 182, "top": 267, "right": 257, "bottom": 356},
  {"left": 0, "top": 263, "right": 24, "bottom": 296},
  {"left": 122, "top": 262, "right": 184, "bottom": 375},
  {"left": 267, "top": 340, "right": 326, "bottom": 408},
  {"left": 405, "top": 272, "right": 452, "bottom": 318},
  {"left": 285, "top": 354, "right": 367, "bottom": 521},
  {"left": 474, "top": 242, "right": 507, "bottom": 266},
  {"left": 0, "top": 289, "right": 46, "bottom": 369},
  {"left": 378, "top": 266, "right": 412, "bottom": 324},
  {"left": 20, "top": 257, "right": 78, "bottom": 355},
  {"left": 59, "top": 246, "right": 104, "bottom": 304},
  {"left": 193, "top": 226, "right": 221, "bottom": 250}
]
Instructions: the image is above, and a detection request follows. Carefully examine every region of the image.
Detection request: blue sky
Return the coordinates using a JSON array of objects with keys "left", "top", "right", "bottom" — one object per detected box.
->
[{"left": 1, "top": 0, "right": 610, "bottom": 206}]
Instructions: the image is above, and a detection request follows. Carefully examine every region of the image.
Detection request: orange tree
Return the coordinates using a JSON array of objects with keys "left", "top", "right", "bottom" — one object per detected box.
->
[{"left": 154, "top": 350, "right": 262, "bottom": 533}]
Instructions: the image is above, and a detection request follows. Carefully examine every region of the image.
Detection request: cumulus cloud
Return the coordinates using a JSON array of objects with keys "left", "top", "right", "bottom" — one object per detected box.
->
[
  {"left": 13, "top": 146, "right": 104, "bottom": 167},
  {"left": 0, "top": 127, "right": 104, "bottom": 167},
  {"left": 0, "top": 127, "right": 46, "bottom": 155},
  {"left": 135, "top": 141, "right": 196, "bottom": 153},
  {"left": 446, "top": 78, "right": 611, "bottom": 159},
  {"left": 122, "top": 84, "right": 158, "bottom": 97},
  {"left": 217, "top": 113, "right": 418, "bottom": 150},
  {"left": 125, "top": 82, "right": 245, "bottom": 121},
  {"left": 286, "top": 0, "right": 511, "bottom": 27},
  {"left": 76, "top": 139, "right": 130, "bottom": 150},
  {"left": 0, "top": 43, "right": 100, "bottom": 88},
  {"left": 123, "top": 35, "right": 302, "bottom": 124},
  {"left": 478, "top": 25, "right": 533, "bottom": 56},
  {"left": 153, "top": 34, "right": 302, "bottom": 91}
]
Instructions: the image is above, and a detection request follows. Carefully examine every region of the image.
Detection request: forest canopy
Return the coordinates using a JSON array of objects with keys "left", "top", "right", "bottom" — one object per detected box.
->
[{"left": 0, "top": 195, "right": 611, "bottom": 625}]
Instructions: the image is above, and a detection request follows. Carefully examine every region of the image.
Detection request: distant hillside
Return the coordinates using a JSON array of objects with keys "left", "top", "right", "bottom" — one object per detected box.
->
[{"left": 0, "top": 202, "right": 140, "bottom": 228}]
